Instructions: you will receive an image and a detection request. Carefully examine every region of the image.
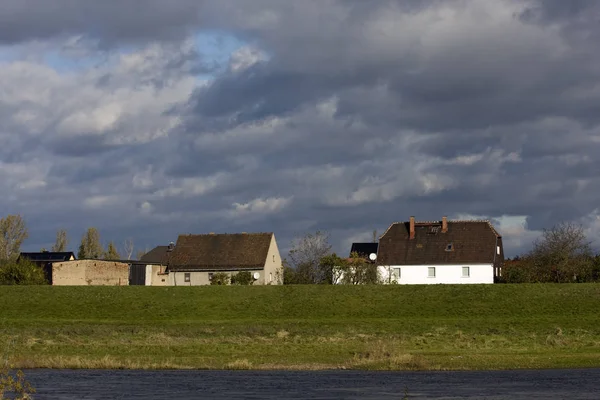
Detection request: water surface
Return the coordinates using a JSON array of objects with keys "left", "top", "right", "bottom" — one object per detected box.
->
[{"left": 23, "top": 368, "right": 600, "bottom": 399}]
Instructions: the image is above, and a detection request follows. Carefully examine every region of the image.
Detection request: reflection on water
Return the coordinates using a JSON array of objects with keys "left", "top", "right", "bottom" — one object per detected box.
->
[{"left": 23, "top": 368, "right": 600, "bottom": 399}]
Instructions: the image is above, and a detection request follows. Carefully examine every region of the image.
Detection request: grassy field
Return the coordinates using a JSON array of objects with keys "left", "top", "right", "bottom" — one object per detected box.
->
[{"left": 1, "top": 284, "right": 600, "bottom": 370}]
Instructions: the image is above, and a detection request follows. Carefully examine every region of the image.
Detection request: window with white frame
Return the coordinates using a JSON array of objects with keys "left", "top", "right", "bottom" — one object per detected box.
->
[
  {"left": 428, "top": 267, "right": 436, "bottom": 278},
  {"left": 462, "top": 266, "right": 470, "bottom": 277},
  {"left": 208, "top": 272, "right": 213, "bottom": 281},
  {"left": 497, "top": 245, "right": 501, "bottom": 255},
  {"left": 393, "top": 268, "right": 401, "bottom": 281},
  {"left": 269, "top": 272, "right": 273, "bottom": 283},
  {"left": 184, "top": 272, "right": 191, "bottom": 282}
]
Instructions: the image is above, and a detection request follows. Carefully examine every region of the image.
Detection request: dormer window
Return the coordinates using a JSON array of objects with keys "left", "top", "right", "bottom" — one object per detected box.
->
[
  {"left": 445, "top": 243, "right": 454, "bottom": 252},
  {"left": 428, "top": 226, "right": 440, "bottom": 234}
]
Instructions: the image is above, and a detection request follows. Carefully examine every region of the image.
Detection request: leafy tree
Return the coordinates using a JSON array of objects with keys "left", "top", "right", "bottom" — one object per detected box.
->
[
  {"left": 282, "top": 262, "right": 300, "bottom": 284},
  {"left": 231, "top": 271, "right": 254, "bottom": 285},
  {"left": 287, "top": 231, "right": 333, "bottom": 284},
  {"left": 78, "top": 228, "right": 104, "bottom": 259},
  {"left": 592, "top": 255, "right": 600, "bottom": 282},
  {"left": 51, "top": 229, "right": 68, "bottom": 252},
  {"left": 104, "top": 241, "right": 121, "bottom": 260},
  {"left": 0, "top": 215, "right": 28, "bottom": 261},
  {"left": 528, "top": 222, "right": 594, "bottom": 283},
  {"left": 499, "top": 258, "right": 537, "bottom": 283},
  {"left": 0, "top": 259, "right": 47, "bottom": 285},
  {"left": 210, "top": 272, "right": 230, "bottom": 285}
]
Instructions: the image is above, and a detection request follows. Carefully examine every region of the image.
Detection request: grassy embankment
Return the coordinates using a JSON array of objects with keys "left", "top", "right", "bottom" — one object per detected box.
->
[{"left": 1, "top": 284, "right": 600, "bottom": 370}]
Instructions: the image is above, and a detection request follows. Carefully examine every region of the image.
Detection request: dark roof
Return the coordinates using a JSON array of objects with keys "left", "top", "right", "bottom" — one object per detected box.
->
[
  {"left": 139, "top": 246, "right": 171, "bottom": 265},
  {"left": 168, "top": 233, "right": 273, "bottom": 271},
  {"left": 349, "top": 243, "right": 379, "bottom": 257},
  {"left": 19, "top": 252, "right": 75, "bottom": 262},
  {"left": 377, "top": 220, "right": 502, "bottom": 266}
]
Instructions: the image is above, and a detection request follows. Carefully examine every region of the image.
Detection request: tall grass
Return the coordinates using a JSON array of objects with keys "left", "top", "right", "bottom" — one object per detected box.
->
[{"left": 1, "top": 284, "right": 599, "bottom": 370}]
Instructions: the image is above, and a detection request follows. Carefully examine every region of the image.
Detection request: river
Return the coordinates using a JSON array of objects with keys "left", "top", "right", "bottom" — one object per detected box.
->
[{"left": 20, "top": 368, "right": 600, "bottom": 399}]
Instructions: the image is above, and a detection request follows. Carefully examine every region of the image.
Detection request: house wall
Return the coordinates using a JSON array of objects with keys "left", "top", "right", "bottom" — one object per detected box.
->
[
  {"left": 378, "top": 264, "right": 494, "bottom": 284},
  {"left": 148, "top": 265, "right": 169, "bottom": 286},
  {"left": 262, "top": 234, "right": 284, "bottom": 285},
  {"left": 51, "top": 260, "right": 129, "bottom": 286},
  {"left": 170, "top": 270, "right": 264, "bottom": 286}
]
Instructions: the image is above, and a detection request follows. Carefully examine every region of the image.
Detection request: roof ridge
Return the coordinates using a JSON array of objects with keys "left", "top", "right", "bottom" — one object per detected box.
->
[{"left": 379, "top": 219, "right": 501, "bottom": 238}]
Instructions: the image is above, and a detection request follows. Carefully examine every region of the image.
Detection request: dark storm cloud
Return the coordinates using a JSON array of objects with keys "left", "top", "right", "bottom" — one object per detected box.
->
[
  {"left": 3, "top": 0, "right": 600, "bottom": 256},
  {"left": 0, "top": 0, "right": 204, "bottom": 46}
]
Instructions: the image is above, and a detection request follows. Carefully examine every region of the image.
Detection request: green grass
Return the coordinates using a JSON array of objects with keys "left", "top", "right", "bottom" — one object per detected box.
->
[{"left": 1, "top": 284, "right": 600, "bottom": 370}]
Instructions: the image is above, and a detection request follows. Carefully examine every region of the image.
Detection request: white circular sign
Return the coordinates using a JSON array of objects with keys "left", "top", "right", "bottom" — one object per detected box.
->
[
  {"left": 369, "top": 253, "right": 377, "bottom": 261},
  {"left": 253, "top": 272, "right": 260, "bottom": 280}
]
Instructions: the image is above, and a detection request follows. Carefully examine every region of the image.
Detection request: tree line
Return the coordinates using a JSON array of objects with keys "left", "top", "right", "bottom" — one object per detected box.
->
[
  {"left": 0, "top": 214, "right": 145, "bottom": 262},
  {"left": 0, "top": 214, "right": 146, "bottom": 284},
  {"left": 499, "top": 222, "right": 600, "bottom": 283},
  {"left": 2, "top": 213, "right": 600, "bottom": 285}
]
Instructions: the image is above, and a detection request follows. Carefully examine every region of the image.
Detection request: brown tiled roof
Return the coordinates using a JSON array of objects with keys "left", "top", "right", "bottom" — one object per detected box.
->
[
  {"left": 168, "top": 233, "right": 272, "bottom": 271},
  {"left": 378, "top": 220, "right": 502, "bottom": 266},
  {"left": 139, "top": 246, "right": 170, "bottom": 265}
]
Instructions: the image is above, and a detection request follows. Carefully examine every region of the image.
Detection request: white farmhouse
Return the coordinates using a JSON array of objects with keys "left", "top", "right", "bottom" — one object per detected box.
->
[{"left": 376, "top": 216, "right": 504, "bottom": 284}]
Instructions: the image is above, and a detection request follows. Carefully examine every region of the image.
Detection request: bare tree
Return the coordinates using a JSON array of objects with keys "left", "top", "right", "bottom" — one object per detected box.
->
[
  {"left": 78, "top": 228, "right": 104, "bottom": 259},
  {"left": 529, "top": 222, "right": 593, "bottom": 282},
  {"left": 123, "top": 238, "right": 134, "bottom": 260},
  {"left": 0, "top": 215, "right": 29, "bottom": 261},
  {"left": 51, "top": 229, "right": 69, "bottom": 252},
  {"left": 287, "top": 231, "right": 332, "bottom": 284}
]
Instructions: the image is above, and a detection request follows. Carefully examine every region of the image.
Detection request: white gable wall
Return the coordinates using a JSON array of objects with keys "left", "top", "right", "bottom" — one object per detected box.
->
[
  {"left": 262, "top": 234, "right": 284, "bottom": 285},
  {"left": 379, "top": 264, "right": 494, "bottom": 284}
]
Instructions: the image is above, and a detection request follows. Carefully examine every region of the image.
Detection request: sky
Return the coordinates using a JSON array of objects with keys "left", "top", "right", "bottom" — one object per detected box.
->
[{"left": 2, "top": 0, "right": 600, "bottom": 258}]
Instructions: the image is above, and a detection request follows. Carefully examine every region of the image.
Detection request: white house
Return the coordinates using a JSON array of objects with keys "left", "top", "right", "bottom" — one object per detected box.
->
[{"left": 376, "top": 216, "right": 504, "bottom": 284}]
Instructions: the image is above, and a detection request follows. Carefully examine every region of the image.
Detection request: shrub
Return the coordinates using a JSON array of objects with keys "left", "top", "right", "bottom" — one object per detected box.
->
[
  {"left": 210, "top": 272, "right": 230, "bottom": 285},
  {"left": 0, "top": 366, "right": 35, "bottom": 399},
  {"left": 0, "top": 259, "right": 47, "bottom": 285},
  {"left": 231, "top": 271, "right": 253, "bottom": 285}
]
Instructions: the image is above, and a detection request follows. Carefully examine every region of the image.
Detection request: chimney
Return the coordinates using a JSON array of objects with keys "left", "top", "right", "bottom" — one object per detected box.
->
[
  {"left": 442, "top": 216, "right": 448, "bottom": 233},
  {"left": 409, "top": 216, "right": 415, "bottom": 240}
]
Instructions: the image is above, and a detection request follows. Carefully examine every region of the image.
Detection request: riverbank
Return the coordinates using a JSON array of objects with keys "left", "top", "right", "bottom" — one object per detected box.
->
[{"left": 1, "top": 284, "right": 600, "bottom": 370}]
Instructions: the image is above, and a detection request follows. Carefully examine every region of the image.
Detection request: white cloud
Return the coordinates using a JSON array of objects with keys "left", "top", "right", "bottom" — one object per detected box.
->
[
  {"left": 232, "top": 196, "right": 292, "bottom": 216},
  {"left": 229, "top": 46, "right": 266, "bottom": 72},
  {"left": 83, "top": 195, "right": 120, "bottom": 209}
]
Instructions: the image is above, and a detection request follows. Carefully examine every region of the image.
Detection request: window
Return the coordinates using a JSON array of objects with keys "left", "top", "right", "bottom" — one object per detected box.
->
[
  {"left": 496, "top": 246, "right": 501, "bottom": 255},
  {"left": 273, "top": 255, "right": 275, "bottom": 262},
  {"left": 393, "top": 268, "right": 401, "bottom": 280},
  {"left": 428, "top": 267, "right": 436, "bottom": 278},
  {"left": 208, "top": 273, "right": 213, "bottom": 281},
  {"left": 462, "top": 266, "right": 470, "bottom": 278},
  {"left": 445, "top": 243, "right": 454, "bottom": 252},
  {"left": 184, "top": 273, "right": 190, "bottom": 282},
  {"left": 269, "top": 273, "right": 273, "bottom": 283}
]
